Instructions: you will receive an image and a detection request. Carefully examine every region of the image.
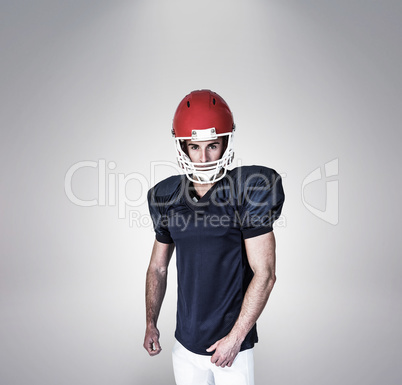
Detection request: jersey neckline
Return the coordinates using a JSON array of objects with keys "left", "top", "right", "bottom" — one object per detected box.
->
[{"left": 182, "top": 174, "right": 226, "bottom": 210}]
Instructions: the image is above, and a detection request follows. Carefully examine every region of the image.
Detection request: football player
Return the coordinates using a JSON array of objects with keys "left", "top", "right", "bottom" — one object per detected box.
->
[{"left": 144, "top": 90, "right": 285, "bottom": 385}]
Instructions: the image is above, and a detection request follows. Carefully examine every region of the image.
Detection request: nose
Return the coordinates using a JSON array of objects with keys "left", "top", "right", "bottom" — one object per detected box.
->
[{"left": 199, "top": 148, "right": 208, "bottom": 163}]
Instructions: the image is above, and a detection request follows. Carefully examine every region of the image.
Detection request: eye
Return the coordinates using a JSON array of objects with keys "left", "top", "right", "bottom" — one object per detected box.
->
[{"left": 208, "top": 144, "right": 217, "bottom": 150}]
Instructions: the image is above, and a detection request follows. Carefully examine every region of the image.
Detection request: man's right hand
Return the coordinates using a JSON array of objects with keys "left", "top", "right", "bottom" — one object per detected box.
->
[{"left": 143, "top": 326, "right": 162, "bottom": 356}]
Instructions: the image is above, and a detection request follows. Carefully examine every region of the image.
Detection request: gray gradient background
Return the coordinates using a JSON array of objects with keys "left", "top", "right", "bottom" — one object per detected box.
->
[{"left": 1, "top": 1, "right": 401, "bottom": 384}]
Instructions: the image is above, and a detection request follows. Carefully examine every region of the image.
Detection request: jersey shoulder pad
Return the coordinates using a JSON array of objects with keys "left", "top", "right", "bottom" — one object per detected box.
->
[
  {"left": 148, "top": 174, "right": 185, "bottom": 201},
  {"left": 228, "top": 165, "right": 280, "bottom": 185}
]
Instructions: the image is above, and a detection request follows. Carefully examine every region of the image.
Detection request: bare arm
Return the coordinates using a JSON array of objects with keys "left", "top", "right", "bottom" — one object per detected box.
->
[
  {"left": 143, "top": 239, "right": 175, "bottom": 356},
  {"left": 207, "top": 231, "right": 276, "bottom": 367}
]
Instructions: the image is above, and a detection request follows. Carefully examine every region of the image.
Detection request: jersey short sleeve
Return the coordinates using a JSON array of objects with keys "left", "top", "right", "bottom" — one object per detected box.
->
[
  {"left": 237, "top": 166, "right": 285, "bottom": 239},
  {"left": 147, "top": 177, "right": 181, "bottom": 244}
]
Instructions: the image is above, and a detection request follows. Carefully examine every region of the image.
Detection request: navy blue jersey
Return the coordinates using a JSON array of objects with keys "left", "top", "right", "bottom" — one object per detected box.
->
[{"left": 148, "top": 166, "right": 285, "bottom": 355}]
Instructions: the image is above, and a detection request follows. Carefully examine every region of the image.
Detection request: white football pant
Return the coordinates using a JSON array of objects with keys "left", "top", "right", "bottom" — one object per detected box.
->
[{"left": 172, "top": 340, "right": 255, "bottom": 385}]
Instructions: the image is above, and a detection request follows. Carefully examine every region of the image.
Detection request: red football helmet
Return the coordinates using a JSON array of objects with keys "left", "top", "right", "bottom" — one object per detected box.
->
[{"left": 172, "top": 90, "right": 235, "bottom": 183}]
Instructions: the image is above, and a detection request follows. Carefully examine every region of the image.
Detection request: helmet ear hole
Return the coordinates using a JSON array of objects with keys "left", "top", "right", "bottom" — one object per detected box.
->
[
  {"left": 213, "top": 98, "right": 216, "bottom": 105},
  {"left": 187, "top": 101, "right": 190, "bottom": 108}
]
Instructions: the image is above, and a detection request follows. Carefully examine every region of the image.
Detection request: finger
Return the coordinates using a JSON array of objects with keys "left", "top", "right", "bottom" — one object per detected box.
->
[
  {"left": 206, "top": 343, "right": 217, "bottom": 353},
  {"left": 146, "top": 341, "right": 155, "bottom": 355},
  {"left": 213, "top": 355, "right": 224, "bottom": 367},
  {"left": 148, "top": 345, "right": 161, "bottom": 356},
  {"left": 215, "top": 359, "right": 224, "bottom": 367},
  {"left": 210, "top": 352, "right": 219, "bottom": 364},
  {"left": 143, "top": 338, "right": 152, "bottom": 352},
  {"left": 149, "top": 349, "right": 161, "bottom": 356},
  {"left": 150, "top": 339, "right": 162, "bottom": 355},
  {"left": 153, "top": 339, "right": 161, "bottom": 352}
]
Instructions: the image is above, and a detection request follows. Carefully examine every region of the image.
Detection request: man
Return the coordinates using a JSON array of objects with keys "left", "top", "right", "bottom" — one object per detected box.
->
[{"left": 144, "top": 89, "right": 285, "bottom": 385}]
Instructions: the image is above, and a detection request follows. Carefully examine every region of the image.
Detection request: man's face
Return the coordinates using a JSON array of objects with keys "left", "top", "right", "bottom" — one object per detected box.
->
[{"left": 185, "top": 138, "right": 224, "bottom": 164}]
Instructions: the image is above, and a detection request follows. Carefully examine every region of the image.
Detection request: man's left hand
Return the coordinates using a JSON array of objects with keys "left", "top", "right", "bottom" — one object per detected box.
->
[{"left": 206, "top": 335, "right": 242, "bottom": 368}]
